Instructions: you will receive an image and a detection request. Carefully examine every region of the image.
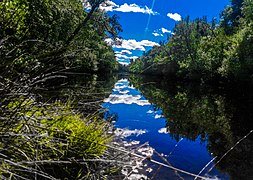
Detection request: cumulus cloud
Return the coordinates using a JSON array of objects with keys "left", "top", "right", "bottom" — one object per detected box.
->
[
  {"left": 104, "top": 38, "right": 114, "bottom": 45},
  {"left": 167, "top": 13, "right": 182, "bottom": 21},
  {"left": 112, "top": 39, "right": 160, "bottom": 51},
  {"left": 152, "top": 27, "right": 174, "bottom": 37},
  {"left": 147, "top": 110, "right": 153, "bottom": 113},
  {"left": 113, "top": 39, "right": 145, "bottom": 51},
  {"left": 116, "top": 50, "right": 132, "bottom": 55},
  {"left": 152, "top": 32, "right": 162, "bottom": 37},
  {"left": 99, "top": 1, "right": 158, "bottom": 15},
  {"left": 158, "top": 128, "right": 169, "bottom": 134},
  {"left": 114, "top": 50, "right": 138, "bottom": 65},
  {"left": 115, "top": 54, "right": 129, "bottom": 59},
  {"left": 114, "top": 3, "right": 158, "bottom": 15},
  {"left": 161, "top": 27, "right": 170, "bottom": 33},
  {"left": 99, "top": 0, "right": 118, "bottom": 11},
  {"left": 117, "top": 59, "right": 130, "bottom": 65},
  {"left": 140, "top": 40, "right": 159, "bottom": 46},
  {"left": 154, "top": 114, "right": 163, "bottom": 119}
]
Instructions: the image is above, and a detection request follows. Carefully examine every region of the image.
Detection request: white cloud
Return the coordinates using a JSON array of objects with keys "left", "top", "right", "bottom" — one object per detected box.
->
[
  {"left": 115, "top": 50, "right": 137, "bottom": 62},
  {"left": 114, "top": 3, "right": 158, "bottom": 15},
  {"left": 158, "top": 128, "right": 169, "bottom": 134},
  {"left": 104, "top": 38, "right": 114, "bottom": 45},
  {"left": 99, "top": 0, "right": 118, "bottom": 11},
  {"left": 118, "top": 50, "right": 132, "bottom": 55},
  {"left": 161, "top": 27, "right": 170, "bottom": 33},
  {"left": 117, "top": 59, "right": 130, "bottom": 65},
  {"left": 99, "top": 1, "right": 158, "bottom": 15},
  {"left": 152, "top": 32, "right": 161, "bottom": 37},
  {"left": 154, "top": 114, "right": 163, "bottom": 119},
  {"left": 152, "top": 28, "right": 174, "bottom": 37},
  {"left": 112, "top": 39, "right": 159, "bottom": 51},
  {"left": 113, "top": 39, "right": 145, "bottom": 51},
  {"left": 140, "top": 40, "right": 159, "bottom": 47},
  {"left": 167, "top": 13, "right": 182, "bottom": 21},
  {"left": 115, "top": 54, "right": 129, "bottom": 59},
  {"left": 115, "top": 50, "right": 138, "bottom": 65},
  {"left": 129, "top": 56, "right": 138, "bottom": 60}
]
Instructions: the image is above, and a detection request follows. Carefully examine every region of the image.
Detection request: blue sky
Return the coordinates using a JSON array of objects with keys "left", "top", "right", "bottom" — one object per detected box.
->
[{"left": 99, "top": 0, "right": 231, "bottom": 65}]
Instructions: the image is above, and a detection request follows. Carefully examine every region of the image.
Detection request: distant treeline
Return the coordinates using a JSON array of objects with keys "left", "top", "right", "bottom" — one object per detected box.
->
[{"left": 129, "top": 0, "right": 253, "bottom": 82}]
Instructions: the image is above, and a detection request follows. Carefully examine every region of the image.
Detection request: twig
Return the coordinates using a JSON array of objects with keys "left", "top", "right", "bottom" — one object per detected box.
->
[
  {"left": 194, "top": 156, "right": 217, "bottom": 180},
  {"left": 207, "top": 129, "right": 253, "bottom": 174},
  {"left": 104, "top": 144, "right": 209, "bottom": 179}
]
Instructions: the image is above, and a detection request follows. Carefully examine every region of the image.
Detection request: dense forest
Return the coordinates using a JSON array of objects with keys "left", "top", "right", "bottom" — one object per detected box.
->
[
  {"left": 0, "top": 0, "right": 125, "bottom": 179},
  {"left": 0, "top": 0, "right": 123, "bottom": 79},
  {"left": 129, "top": 0, "right": 253, "bottom": 82}
]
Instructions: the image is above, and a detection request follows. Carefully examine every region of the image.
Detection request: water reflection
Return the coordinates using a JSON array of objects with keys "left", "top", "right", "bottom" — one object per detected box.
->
[
  {"left": 129, "top": 75, "right": 253, "bottom": 180},
  {"left": 103, "top": 76, "right": 237, "bottom": 179},
  {"left": 37, "top": 73, "right": 118, "bottom": 115}
]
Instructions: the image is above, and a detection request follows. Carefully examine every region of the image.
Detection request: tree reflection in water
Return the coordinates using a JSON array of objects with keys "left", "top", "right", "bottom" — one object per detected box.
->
[{"left": 129, "top": 75, "right": 253, "bottom": 180}]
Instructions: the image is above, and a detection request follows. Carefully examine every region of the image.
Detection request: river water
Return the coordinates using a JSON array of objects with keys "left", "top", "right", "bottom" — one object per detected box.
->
[{"left": 102, "top": 75, "right": 253, "bottom": 180}]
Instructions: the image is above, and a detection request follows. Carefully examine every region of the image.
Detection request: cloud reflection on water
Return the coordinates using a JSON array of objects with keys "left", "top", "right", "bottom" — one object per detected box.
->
[{"left": 104, "top": 79, "right": 151, "bottom": 106}]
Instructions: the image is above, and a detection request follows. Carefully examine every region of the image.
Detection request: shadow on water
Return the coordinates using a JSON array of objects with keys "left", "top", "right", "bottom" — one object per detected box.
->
[
  {"left": 129, "top": 74, "right": 253, "bottom": 180},
  {"left": 35, "top": 73, "right": 118, "bottom": 115},
  {"left": 35, "top": 73, "right": 253, "bottom": 179}
]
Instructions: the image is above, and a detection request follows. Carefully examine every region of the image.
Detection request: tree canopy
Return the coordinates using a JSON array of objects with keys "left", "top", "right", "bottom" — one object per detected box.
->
[
  {"left": 0, "top": 0, "right": 122, "bottom": 80},
  {"left": 129, "top": 0, "right": 253, "bottom": 82}
]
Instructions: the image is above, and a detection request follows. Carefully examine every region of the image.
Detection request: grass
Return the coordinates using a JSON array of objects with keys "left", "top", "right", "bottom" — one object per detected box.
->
[{"left": 0, "top": 96, "right": 113, "bottom": 179}]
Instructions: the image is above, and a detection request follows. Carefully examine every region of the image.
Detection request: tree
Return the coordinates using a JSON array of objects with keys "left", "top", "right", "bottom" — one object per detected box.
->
[{"left": 0, "top": 0, "right": 121, "bottom": 79}]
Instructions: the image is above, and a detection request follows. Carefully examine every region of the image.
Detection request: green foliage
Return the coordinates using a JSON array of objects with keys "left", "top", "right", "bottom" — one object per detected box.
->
[
  {"left": 0, "top": 97, "right": 111, "bottom": 178},
  {"left": 129, "top": 1, "right": 253, "bottom": 82},
  {"left": 0, "top": 0, "right": 121, "bottom": 78},
  {"left": 220, "top": 0, "right": 244, "bottom": 34},
  {"left": 129, "top": 58, "right": 144, "bottom": 73}
]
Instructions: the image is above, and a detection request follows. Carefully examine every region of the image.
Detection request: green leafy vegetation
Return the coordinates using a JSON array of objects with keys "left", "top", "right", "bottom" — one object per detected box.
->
[
  {"left": 0, "top": 95, "right": 113, "bottom": 178},
  {"left": 0, "top": 0, "right": 122, "bottom": 79},
  {"left": 129, "top": 0, "right": 253, "bottom": 82},
  {"left": 0, "top": 0, "right": 125, "bottom": 179},
  {"left": 0, "top": 73, "right": 129, "bottom": 179}
]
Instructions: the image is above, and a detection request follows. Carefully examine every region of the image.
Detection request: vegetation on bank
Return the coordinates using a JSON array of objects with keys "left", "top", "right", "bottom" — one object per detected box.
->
[
  {"left": 129, "top": 0, "right": 253, "bottom": 82},
  {"left": 0, "top": 0, "right": 124, "bottom": 179},
  {"left": 0, "top": 0, "right": 122, "bottom": 80},
  {"left": 1, "top": 95, "right": 112, "bottom": 179}
]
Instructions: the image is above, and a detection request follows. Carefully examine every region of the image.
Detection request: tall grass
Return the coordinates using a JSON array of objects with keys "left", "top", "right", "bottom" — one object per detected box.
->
[{"left": 0, "top": 76, "right": 128, "bottom": 179}]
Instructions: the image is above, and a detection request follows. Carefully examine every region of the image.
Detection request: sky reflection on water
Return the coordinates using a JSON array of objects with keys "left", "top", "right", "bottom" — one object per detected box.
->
[{"left": 103, "top": 78, "right": 229, "bottom": 180}]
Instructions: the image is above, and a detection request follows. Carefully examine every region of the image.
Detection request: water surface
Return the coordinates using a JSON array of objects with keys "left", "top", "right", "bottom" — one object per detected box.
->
[{"left": 103, "top": 75, "right": 253, "bottom": 180}]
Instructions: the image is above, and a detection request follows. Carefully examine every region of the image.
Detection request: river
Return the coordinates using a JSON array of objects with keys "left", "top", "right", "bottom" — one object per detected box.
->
[
  {"left": 102, "top": 74, "right": 253, "bottom": 180},
  {"left": 42, "top": 73, "right": 253, "bottom": 179}
]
